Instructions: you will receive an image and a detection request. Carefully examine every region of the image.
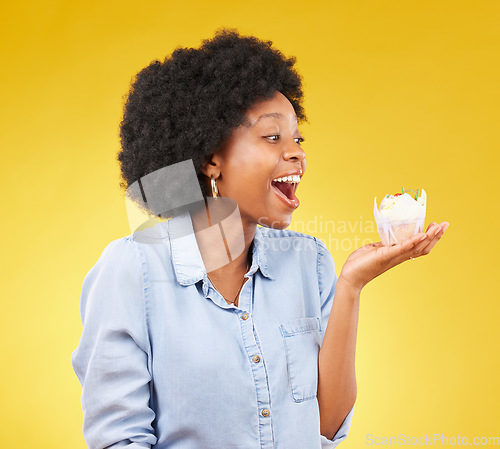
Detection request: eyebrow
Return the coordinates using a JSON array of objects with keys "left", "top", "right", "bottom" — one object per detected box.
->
[{"left": 244, "top": 112, "right": 297, "bottom": 127}]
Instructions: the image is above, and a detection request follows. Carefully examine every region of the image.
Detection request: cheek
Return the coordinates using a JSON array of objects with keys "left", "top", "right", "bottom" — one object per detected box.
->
[
  {"left": 225, "top": 160, "right": 274, "bottom": 194},
  {"left": 235, "top": 176, "right": 270, "bottom": 202},
  {"left": 219, "top": 143, "right": 280, "bottom": 202}
]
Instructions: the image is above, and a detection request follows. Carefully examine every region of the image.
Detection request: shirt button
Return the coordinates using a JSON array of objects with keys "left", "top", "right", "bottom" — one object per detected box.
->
[
  {"left": 241, "top": 313, "right": 249, "bottom": 321},
  {"left": 261, "top": 409, "right": 270, "bottom": 417},
  {"left": 252, "top": 355, "right": 261, "bottom": 363}
]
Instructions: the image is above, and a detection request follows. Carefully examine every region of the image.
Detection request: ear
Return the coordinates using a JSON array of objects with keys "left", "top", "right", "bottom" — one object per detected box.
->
[{"left": 201, "top": 151, "right": 223, "bottom": 178}]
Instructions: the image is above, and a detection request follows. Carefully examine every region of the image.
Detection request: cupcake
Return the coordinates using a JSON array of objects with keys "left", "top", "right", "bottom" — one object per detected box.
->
[{"left": 374, "top": 188, "right": 426, "bottom": 245}]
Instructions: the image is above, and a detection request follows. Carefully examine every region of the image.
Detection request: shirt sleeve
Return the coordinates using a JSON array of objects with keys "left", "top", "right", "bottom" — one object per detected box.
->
[
  {"left": 316, "top": 238, "right": 338, "bottom": 337},
  {"left": 71, "top": 237, "right": 157, "bottom": 449},
  {"left": 319, "top": 406, "right": 355, "bottom": 448},
  {"left": 315, "top": 238, "right": 355, "bottom": 447}
]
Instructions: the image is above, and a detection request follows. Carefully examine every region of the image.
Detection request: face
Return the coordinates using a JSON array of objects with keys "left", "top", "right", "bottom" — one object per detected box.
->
[{"left": 203, "top": 91, "right": 306, "bottom": 229}]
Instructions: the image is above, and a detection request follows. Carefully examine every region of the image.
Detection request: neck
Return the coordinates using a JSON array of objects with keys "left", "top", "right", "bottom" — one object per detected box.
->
[{"left": 190, "top": 201, "right": 256, "bottom": 275}]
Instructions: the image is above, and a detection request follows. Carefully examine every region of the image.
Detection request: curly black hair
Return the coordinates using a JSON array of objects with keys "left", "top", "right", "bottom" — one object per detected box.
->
[{"left": 118, "top": 28, "right": 305, "bottom": 212}]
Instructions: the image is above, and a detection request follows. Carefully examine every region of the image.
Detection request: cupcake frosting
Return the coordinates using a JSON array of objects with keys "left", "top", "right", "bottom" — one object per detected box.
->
[{"left": 374, "top": 189, "right": 426, "bottom": 222}]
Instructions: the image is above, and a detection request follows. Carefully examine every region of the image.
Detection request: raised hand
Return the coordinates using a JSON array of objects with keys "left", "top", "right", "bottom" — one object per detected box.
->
[{"left": 338, "top": 221, "right": 449, "bottom": 293}]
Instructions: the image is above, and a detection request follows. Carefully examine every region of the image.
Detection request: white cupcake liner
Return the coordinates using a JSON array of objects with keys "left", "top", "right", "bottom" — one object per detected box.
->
[
  {"left": 374, "top": 189, "right": 426, "bottom": 245},
  {"left": 376, "top": 218, "right": 425, "bottom": 245}
]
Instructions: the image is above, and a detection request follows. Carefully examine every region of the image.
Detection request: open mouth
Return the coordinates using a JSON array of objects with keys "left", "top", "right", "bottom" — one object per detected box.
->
[{"left": 271, "top": 175, "right": 300, "bottom": 209}]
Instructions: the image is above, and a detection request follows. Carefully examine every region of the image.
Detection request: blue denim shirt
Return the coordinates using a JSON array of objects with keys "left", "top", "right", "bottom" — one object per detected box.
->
[{"left": 72, "top": 211, "right": 354, "bottom": 449}]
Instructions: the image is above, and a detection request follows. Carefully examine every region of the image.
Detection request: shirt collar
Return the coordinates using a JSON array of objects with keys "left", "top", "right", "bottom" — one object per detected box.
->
[
  {"left": 164, "top": 210, "right": 274, "bottom": 286},
  {"left": 250, "top": 226, "right": 274, "bottom": 280}
]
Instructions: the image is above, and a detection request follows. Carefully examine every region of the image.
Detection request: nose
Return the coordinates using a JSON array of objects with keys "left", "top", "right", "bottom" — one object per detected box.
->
[{"left": 282, "top": 137, "right": 306, "bottom": 167}]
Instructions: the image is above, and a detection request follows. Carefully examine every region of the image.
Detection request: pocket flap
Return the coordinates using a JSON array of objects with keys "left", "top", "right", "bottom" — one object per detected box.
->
[{"left": 280, "top": 317, "right": 321, "bottom": 337}]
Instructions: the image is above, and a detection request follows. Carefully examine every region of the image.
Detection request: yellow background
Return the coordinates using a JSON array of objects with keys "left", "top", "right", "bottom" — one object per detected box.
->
[{"left": 1, "top": 0, "right": 499, "bottom": 447}]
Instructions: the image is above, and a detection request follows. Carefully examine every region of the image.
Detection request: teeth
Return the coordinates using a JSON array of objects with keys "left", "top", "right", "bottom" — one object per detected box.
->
[{"left": 273, "top": 175, "right": 301, "bottom": 184}]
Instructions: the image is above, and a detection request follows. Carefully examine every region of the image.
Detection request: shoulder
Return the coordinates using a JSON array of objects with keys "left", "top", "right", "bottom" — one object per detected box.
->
[
  {"left": 82, "top": 237, "right": 142, "bottom": 299},
  {"left": 105, "top": 222, "right": 170, "bottom": 257},
  {"left": 256, "top": 226, "right": 334, "bottom": 272},
  {"left": 86, "top": 222, "right": 168, "bottom": 279}
]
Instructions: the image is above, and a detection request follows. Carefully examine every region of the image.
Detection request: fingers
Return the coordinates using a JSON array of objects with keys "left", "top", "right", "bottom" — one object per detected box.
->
[
  {"left": 416, "top": 221, "right": 449, "bottom": 256},
  {"left": 380, "top": 220, "right": 450, "bottom": 267},
  {"left": 410, "top": 232, "right": 432, "bottom": 254},
  {"left": 387, "top": 221, "right": 450, "bottom": 264},
  {"left": 401, "top": 232, "right": 428, "bottom": 254},
  {"left": 384, "top": 232, "right": 427, "bottom": 262},
  {"left": 406, "top": 221, "right": 449, "bottom": 260}
]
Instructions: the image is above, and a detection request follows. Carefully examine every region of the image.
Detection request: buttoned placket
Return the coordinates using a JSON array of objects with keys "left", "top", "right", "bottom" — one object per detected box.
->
[
  {"left": 168, "top": 213, "right": 276, "bottom": 447},
  {"left": 203, "top": 272, "right": 275, "bottom": 448},
  {"left": 237, "top": 274, "right": 275, "bottom": 448}
]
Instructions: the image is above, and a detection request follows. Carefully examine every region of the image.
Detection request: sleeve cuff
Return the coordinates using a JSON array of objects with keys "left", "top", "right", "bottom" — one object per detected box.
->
[{"left": 320, "top": 404, "right": 355, "bottom": 448}]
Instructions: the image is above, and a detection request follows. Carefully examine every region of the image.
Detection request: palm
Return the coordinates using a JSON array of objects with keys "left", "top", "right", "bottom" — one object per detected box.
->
[{"left": 339, "top": 221, "right": 449, "bottom": 291}]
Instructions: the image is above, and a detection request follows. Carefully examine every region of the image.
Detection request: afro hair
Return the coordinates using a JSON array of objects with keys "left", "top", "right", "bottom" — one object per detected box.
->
[{"left": 118, "top": 28, "right": 305, "bottom": 210}]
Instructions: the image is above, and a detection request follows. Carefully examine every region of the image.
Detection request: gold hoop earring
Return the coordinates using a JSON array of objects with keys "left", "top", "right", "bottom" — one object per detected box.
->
[{"left": 210, "top": 175, "right": 219, "bottom": 199}]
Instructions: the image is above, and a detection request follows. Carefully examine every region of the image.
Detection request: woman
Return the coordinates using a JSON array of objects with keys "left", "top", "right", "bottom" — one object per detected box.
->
[{"left": 72, "top": 29, "right": 448, "bottom": 449}]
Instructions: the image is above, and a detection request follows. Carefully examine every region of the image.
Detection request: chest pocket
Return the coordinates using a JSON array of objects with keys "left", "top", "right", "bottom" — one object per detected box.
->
[{"left": 280, "top": 317, "right": 322, "bottom": 403}]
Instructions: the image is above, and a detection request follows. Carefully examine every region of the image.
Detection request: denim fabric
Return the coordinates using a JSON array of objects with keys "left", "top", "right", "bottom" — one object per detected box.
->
[{"left": 72, "top": 211, "right": 354, "bottom": 449}]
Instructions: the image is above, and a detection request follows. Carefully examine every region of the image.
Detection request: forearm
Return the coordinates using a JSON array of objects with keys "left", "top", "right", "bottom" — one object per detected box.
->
[{"left": 317, "top": 277, "right": 360, "bottom": 439}]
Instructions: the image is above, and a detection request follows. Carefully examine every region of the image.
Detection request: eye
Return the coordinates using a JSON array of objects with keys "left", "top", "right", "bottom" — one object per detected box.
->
[
  {"left": 294, "top": 137, "right": 305, "bottom": 145},
  {"left": 265, "top": 135, "right": 280, "bottom": 142}
]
